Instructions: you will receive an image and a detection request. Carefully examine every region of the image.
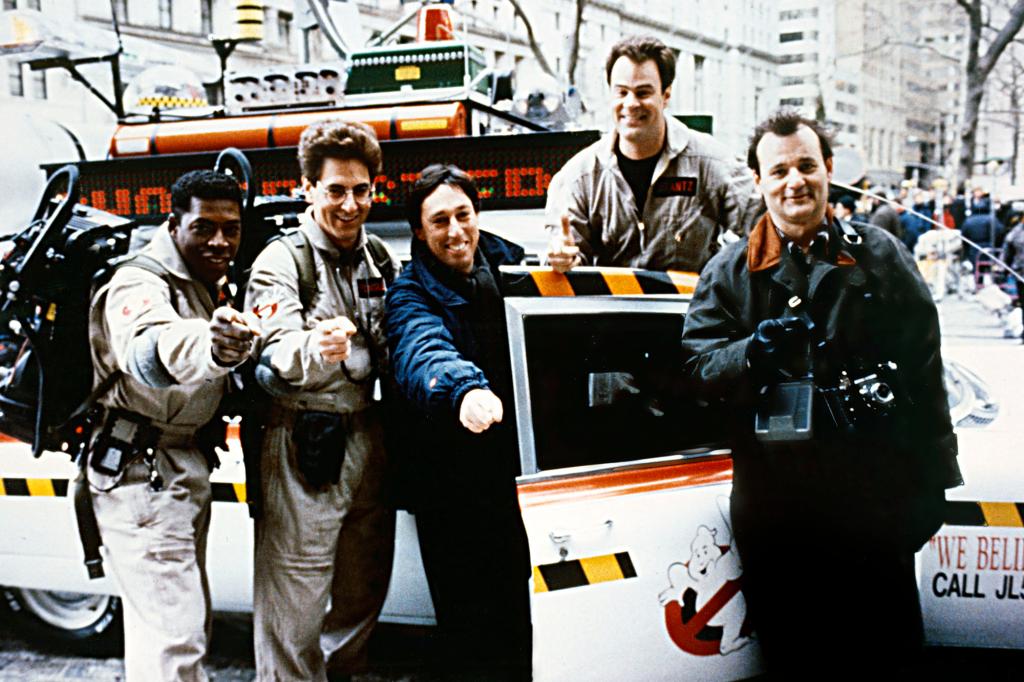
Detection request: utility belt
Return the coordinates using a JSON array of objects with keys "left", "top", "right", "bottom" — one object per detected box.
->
[
  {"left": 271, "top": 400, "right": 360, "bottom": 492},
  {"left": 88, "top": 408, "right": 211, "bottom": 482}
]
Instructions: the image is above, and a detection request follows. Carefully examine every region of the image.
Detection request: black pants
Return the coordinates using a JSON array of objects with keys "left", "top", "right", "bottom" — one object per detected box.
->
[
  {"left": 415, "top": 501, "right": 533, "bottom": 681},
  {"left": 734, "top": 516, "right": 924, "bottom": 679}
]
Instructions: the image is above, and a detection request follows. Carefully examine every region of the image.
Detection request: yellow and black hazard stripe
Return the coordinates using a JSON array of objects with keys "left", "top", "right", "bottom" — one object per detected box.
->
[
  {"left": 135, "top": 96, "right": 208, "bottom": 109},
  {"left": 533, "top": 552, "right": 637, "bottom": 593},
  {"left": 0, "top": 477, "right": 247, "bottom": 503},
  {"left": 945, "top": 501, "right": 1024, "bottom": 528},
  {"left": 502, "top": 267, "right": 698, "bottom": 298}
]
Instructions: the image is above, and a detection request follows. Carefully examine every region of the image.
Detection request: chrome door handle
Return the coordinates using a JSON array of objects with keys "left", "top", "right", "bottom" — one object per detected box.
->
[{"left": 549, "top": 519, "right": 613, "bottom": 544}]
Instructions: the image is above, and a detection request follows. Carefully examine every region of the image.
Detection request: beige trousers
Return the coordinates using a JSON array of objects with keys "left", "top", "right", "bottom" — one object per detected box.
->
[
  {"left": 91, "top": 447, "right": 212, "bottom": 682},
  {"left": 254, "top": 408, "right": 395, "bottom": 681}
]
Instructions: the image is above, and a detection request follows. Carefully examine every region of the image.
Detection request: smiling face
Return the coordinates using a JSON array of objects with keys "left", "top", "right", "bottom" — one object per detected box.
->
[
  {"left": 415, "top": 183, "right": 480, "bottom": 275},
  {"left": 168, "top": 197, "right": 242, "bottom": 285},
  {"left": 609, "top": 56, "right": 671, "bottom": 159},
  {"left": 754, "top": 124, "right": 833, "bottom": 244},
  {"left": 302, "top": 156, "right": 372, "bottom": 250}
]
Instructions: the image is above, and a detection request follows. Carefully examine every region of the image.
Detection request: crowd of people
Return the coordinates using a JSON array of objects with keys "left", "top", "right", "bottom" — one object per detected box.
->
[{"left": 80, "top": 34, "right": 978, "bottom": 682}]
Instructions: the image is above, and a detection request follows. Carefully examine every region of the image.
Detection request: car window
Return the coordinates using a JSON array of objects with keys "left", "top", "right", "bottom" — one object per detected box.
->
[{"left": 506, "top": 297, "right": 728, "bottom": 475}]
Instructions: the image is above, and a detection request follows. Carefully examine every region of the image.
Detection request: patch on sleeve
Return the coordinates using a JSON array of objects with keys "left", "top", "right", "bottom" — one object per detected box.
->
[
  {"left": 652, "top": 176, "right": 698, "bottom": 198},
  {"left": 121, "top": 297, "right": 152, "bottom": 318},
  {"left": 253, "top": 302, "right": 279, "bottom": 319}
]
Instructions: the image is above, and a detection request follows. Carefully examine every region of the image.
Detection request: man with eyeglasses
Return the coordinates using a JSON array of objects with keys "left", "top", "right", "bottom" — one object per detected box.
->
[{"left": 244, "top": 120, "right": 400, "bottom": 681}]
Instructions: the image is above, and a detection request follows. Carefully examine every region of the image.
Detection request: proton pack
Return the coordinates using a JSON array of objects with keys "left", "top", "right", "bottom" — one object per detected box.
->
[{"left": 0, "top": 165, "right": 137, "bottom": 457}]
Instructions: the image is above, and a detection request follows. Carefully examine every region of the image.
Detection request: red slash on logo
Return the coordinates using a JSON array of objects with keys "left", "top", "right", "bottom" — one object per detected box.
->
[
  {"left": 664, "top": 579, "right": 752, "bottom": 656},
  {"left": 253, "top": 302, "right": 278, "bottom": 319}
]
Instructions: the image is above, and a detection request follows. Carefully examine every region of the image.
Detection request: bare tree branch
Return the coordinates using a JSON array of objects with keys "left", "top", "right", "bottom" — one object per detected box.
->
[
  {"left": 955, "top": 0, "right": 1024, "bottom": 185},
  {"left": 506, "top": 0, "right": 556, "bottom": 79}
]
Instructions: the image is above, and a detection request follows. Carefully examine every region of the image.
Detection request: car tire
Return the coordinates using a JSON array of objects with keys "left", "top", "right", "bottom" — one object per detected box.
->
[{"left": 1, "top": 586, "right": 123, "bottom": 656}]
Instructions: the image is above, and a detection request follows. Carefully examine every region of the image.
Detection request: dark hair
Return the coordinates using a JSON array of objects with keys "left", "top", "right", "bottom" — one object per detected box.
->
[
  {"left": 836, "top": 195, "right": 856, "bottom": 212},
  {"left": 170, "top": 170, "right": 242, "bottom": 221},
  {"left": 405, "top": 164, "right": 480, "bottom": 232},
  {"left": 298, "top": 119, "right": 382, "bottom": 182},
  {"left": 746, "top": 108, "right": 834, "bottom": 174},
  {"left": 605, "top": 35, "right": 676, "bottom": 92}
]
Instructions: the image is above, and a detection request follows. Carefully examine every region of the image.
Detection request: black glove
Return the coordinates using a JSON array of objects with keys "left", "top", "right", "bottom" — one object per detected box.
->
[{"left": 746, "top": 316, "right": 812, "bottom": 382}]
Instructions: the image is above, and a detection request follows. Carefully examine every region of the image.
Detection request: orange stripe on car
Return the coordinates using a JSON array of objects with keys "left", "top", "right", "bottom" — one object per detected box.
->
[
  {"left": 518, "top": 457, "right": 732, "bottom": 508},
  {"left": 979, "top": 502, "right": 1024, "bottom": 528},
  {"left": 601, "top": 272, "right": 644, "bottom": 295},
  {"left": 529, "top": 270, "right": 575, "bottom": 297}
]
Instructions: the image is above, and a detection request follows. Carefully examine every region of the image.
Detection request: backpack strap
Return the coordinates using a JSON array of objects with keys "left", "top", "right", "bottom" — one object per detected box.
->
[
  {"left": 276, "top": 229, "right": 318, "bottom": 312},
  {"left": 274, "top": 228, "right": 395, "bottom": 312},
  {"left": 365, "top": 233, "right": 397, "bottom": 284}
]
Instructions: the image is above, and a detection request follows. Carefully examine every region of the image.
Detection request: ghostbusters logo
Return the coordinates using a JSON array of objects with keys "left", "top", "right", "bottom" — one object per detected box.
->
[{"left": 658, "top": 496, "right": 753, "bottom": 656}]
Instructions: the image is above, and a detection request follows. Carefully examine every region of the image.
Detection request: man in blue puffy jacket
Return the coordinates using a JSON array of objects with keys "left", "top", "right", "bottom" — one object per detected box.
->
[{"left": 385, "top": 164, "right": 532, "bottom": 680}]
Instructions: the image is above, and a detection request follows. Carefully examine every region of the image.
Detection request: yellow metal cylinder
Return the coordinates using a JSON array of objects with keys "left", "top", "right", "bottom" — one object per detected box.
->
[{"left": 234, "top": 1, "right": 264, "bottom": 41}]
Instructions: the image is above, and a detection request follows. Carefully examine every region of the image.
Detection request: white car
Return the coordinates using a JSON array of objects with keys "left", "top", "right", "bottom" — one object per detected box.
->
[{"left": 0, "top": 266, "right": 1020, "bottom": 681}]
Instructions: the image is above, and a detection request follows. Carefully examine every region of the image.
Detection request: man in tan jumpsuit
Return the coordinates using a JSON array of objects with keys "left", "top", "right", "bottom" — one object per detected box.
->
[
  {"left": 246, "top": 120, "right": 399, "bottom": 681},
  {"left": 545, "top": 35, "right": 761, "bottom": 273},
  {"left": 88, "top": 170, "right": 258, "bottom": 680}
]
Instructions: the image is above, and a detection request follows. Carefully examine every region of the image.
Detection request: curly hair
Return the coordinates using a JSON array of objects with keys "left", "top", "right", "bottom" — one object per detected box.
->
[
  {"left": 405, "top": 164, "right": 480, "bottom": 233},
  {"left": 170, "top": 170, "right": 242, "bottom": 221},
  {"left": 747, "top": 109, "right": 834, "bottom": 174},
  {"left": 297, "top": 120, "right": 382, "bottom": 182},
  {"left": 605, "top": 35, "right": 676, "bottom": 92}
]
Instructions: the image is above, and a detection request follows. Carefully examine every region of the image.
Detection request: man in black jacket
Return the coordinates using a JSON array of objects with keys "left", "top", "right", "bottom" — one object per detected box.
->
[{"left": 681, "top": 110, "right": 962, "bottom": 676}]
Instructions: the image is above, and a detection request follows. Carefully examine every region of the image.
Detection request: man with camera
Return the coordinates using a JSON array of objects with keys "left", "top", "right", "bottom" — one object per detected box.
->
[
  {"left": 244, "top": 120, "right": 399, "bottom": 681},
  {"left": 681, "top": 110, "right": 962, "bottom": 675},
  {"left": 87, "top": 170, "right": 258, "bottom": 680}
]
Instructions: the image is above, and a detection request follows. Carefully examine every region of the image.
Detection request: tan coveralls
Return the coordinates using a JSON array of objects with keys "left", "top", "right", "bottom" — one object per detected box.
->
[
  {"left": 87, "top": 225, "right": 236, "bottom": 681},
  {"left": 245, "top": 211, "right": 398, "bottom": 681},
  {"left": 545, "top": 114, "right": 762, "bottom": 272}
]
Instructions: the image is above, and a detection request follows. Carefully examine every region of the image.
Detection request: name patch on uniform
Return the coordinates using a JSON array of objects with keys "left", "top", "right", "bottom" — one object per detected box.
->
[
  {"left": 652, "top": 176, "right": 698, "bottom": 197},
  {"left": 358, "top": 278, "right": 386, "bottom": 298}
]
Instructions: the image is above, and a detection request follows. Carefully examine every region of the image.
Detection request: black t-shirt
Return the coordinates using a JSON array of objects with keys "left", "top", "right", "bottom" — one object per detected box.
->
[{"left": 616, "top": 145, "right": 661, "bottom": 217}]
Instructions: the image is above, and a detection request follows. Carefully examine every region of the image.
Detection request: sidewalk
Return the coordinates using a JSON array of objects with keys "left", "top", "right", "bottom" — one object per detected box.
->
[{"left": 938, "top": 294, "right": 1021, "bottom": 345}]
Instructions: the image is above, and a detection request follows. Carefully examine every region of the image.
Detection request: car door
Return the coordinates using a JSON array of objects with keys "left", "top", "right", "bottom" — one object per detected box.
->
[{"left": 503, "top": 288, "right": 764, "bottom": 682}]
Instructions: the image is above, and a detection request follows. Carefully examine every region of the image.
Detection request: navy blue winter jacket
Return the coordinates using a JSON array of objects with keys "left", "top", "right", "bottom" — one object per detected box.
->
[{"left": 384, "top": 230, "right": 525, "bottom": 508}]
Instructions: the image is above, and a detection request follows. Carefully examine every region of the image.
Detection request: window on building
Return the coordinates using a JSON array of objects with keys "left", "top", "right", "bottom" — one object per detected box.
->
[
  {"left": 780, "top": 97, "right": 805, "bottom": 106},
  {"left": 26, "top": 0, "right": 40, "bottom": 10},
  {"left": 30, "top": 70, "right": 45, "bottom": 99},
  {"left": 847, "top": 124, "right": 858, "bottom": 133},
  {"left": 4, "top": 0, "right": 18, "bottom": 10},
  {"left": 9, "top": 64, "right": 24, "bottom": 97},
  {"left": 201, "top": 0, "right": 213, "bottom": 35},
  {"left": 780, "top": 32, "right": 804, "bottom": 43},
  {"left": 158, "top": 0, "right": 172, "bottom": 30},
  {"left": 782, "top": 76, "right": 805, "bottom": 86},
  {"left": 278, "top": 11, "right": 292, "bottom": 45}
]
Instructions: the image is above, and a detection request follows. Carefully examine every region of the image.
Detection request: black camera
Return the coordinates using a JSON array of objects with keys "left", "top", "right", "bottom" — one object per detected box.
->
[{"left": 819, "top": 361, "right": 899, "bottom": 435}]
